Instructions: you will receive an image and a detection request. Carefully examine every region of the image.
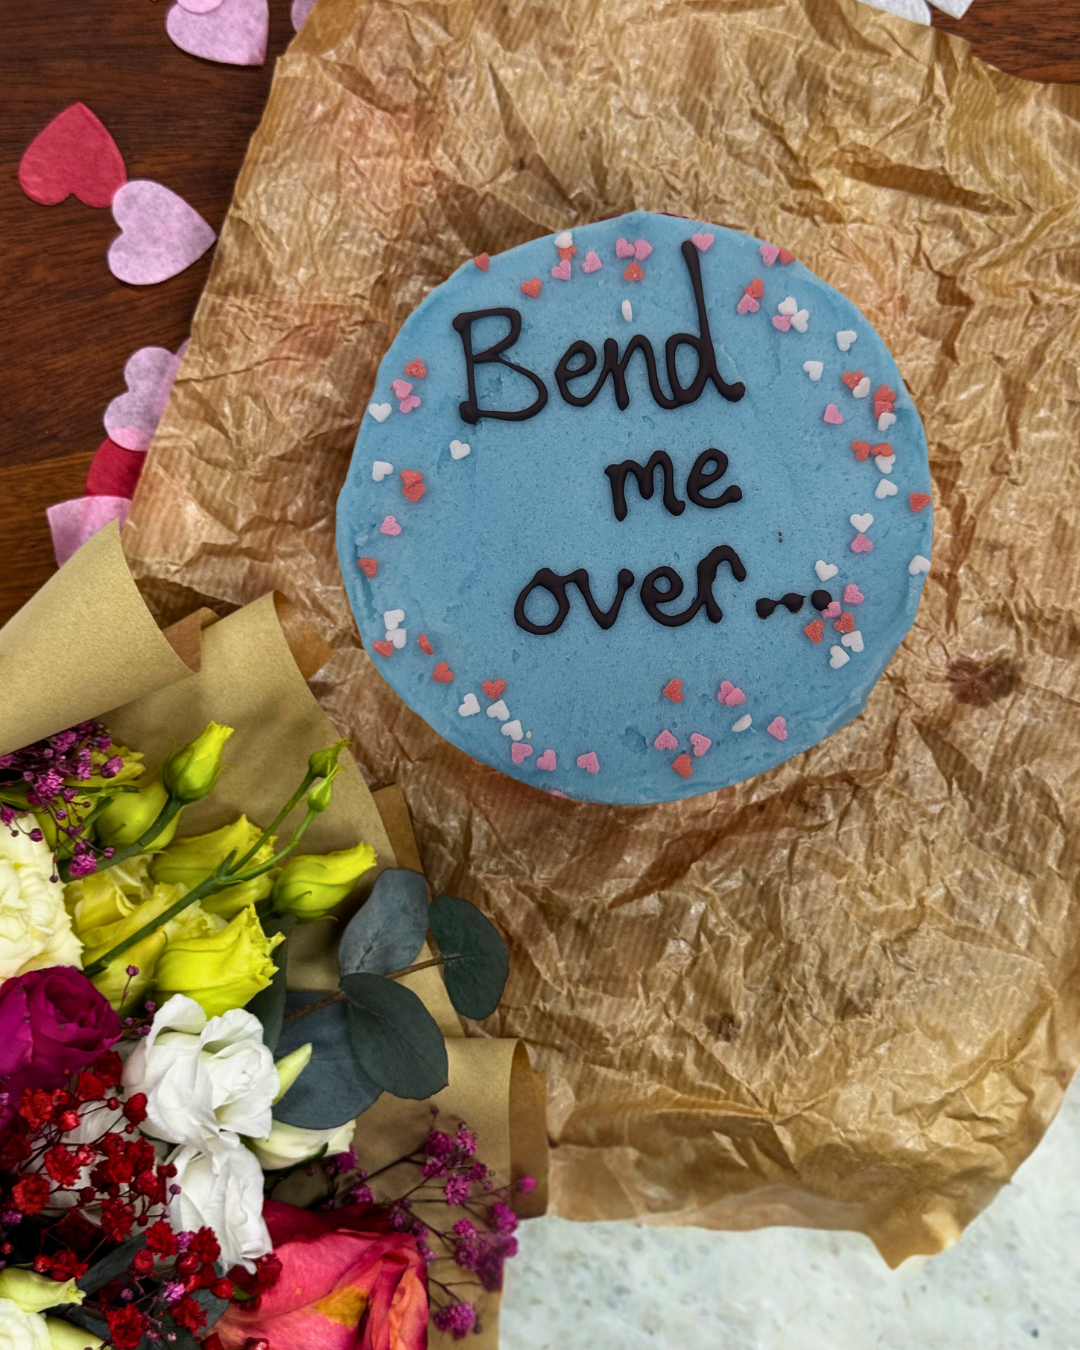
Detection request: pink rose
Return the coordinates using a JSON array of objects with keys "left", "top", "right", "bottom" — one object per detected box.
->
[{"left": 214, "top": 1199, "right": 429, "bottom": 1350}]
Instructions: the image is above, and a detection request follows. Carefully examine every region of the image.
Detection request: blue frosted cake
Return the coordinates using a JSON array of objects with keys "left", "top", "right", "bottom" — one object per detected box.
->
[{"left": 336, "top": 211, "right": 932, "bottom": 805}]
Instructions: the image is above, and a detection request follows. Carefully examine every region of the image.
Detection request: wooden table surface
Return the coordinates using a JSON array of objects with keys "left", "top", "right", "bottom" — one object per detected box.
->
[{"left": 1, "top": 0, "right": 1077, "bottom": 628}]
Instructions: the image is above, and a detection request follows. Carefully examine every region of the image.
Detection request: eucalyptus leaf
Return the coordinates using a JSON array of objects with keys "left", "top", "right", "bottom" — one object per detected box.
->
[
  {"left": 245, "top": 914, "right": 295, "bottom": 1052},
  {"left": 44, "top": 1305, "right": 109, "bottom": 1340},
  {"left": 77, "top": 1234, "right": 147, "bottom": 1293},
  {"left": 341, "top": 972, "right": 448, "bottom": 1099},
  {"left": 193, "top": 1279, "right": 230, "bottom": 1331},
  {"left": 273, "top": 991, "right": 382, "bottom": 1128},
  {"left": 338, "top": 868, "right": 429, "bottom": 977},
  {"left": 428, "top": 894, "right": 509, "bottom": 1019}
]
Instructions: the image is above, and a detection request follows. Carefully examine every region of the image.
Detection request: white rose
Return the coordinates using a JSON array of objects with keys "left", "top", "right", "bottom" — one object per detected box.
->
[
  {"left": 121, "top": 995, "right": 278, "bottom": 1158},
  {"left": 25, "top": 1101, "right": 125, "bottom": 1214},
  {"left": 0, "top": 1299, "right": 49, "bottom": 1350},
  {"left": 0, "top": 821, "right": 81, "bottom": 979},
  {"left": 248, "top": 1117, "right": 355, "bottom": 1172},
  {"left": 166, "top": 1143, "right": 272, "bottom": 1271}
]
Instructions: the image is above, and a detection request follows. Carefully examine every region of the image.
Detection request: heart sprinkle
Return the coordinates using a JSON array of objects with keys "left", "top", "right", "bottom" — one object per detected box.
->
[
  {"left": 815, "top": 561, "right": 838, "bottom": 582},
  {"left": 357, "top": 557, "right": 377, "bottom": 578},
  {"left": 633, "top": 239, "right": 652, "bottom": 260},
  {"left": 654, "top": 730, "right": 678, "bottom": 751},
  {"left": 823, "top": 601, "right": 841, "bottom": 618},
  {"left": 737, "top": 294, "right": 760, "bottom": 315},
  {"left": 511, "top": 742, "right": 533, "bottom": 764},
  {"left": 404, "top": 359, "right": 427, "bottom": 378},
  {"left": 536, "top": 750, "right": 557, "bottom": 771},
  {"left": 851, "top": 440, "right": 870, "bottom": 461},
  {"left": 746, "top": 277, "right": 765, "bottom": 299},
  {"left": 791, "top": 309, "right": 809, "bottom": 333},
  {"left": 910, "top": 493, "right": 932, "bottom": 512},
  {"left": 717, "top": 680, "right": 746, "bottom": 707},
  {"left": 873, "top": 384, "right": 896, "bottom": 415},
  {"left": 368, "top": 404, "right": 392, "bottom": 422},
  {"left": 387, "top": 628, "right": 406, "bottom": 649},
  {"left": 621, "top": 300, "right": 633, "bottom": 322},
  {"left": 772, "top": 314, "right": 792, "bottom": 333},
  {"left": 486, "top": 699, "right": 509, "bottom": 721},
  {"left": 662, "top": 679, "right": 684, "bottom": 703},
  {"left": 449, "top": 439, "right": 471, "bottom": 460},
  {"left": 852, "top": 377, "right": 870, "bottom": 399},
  {"left": 554, "top": 231, "right": 573, "bottom": 249},
  {"left": 850, "top": 512, "right": 874, "bottom": 531},
  {"left": 432, "top": 662, "right": 454, "bottom": 683},
  {"left": 823, "top": 403, "right": 844, "bottom": 425},
  {"left": 672, "top": 754, "right": 693, "bottom": 778},
  {"left": 843, "top": 583, "right": 864, "bottom": 605},
  {"left": 829, "top": 646, "right": 850, "bottom": 669},
  {"left": 804, "top": 619, "right": 824, "bottom": 643},
  {"left": 391, "top": 377, "right": 413, "bottom": 399},
  {"left": 767, "top": 717, "right": 788, "bottom": 741},
  {"left": 380, "top": 515, "right": 401, "bottom": 536},
  {"left": 551, "top": 258, "right": 572, "bottom": 281},
  {"left": 458, "top": 693, "right": 481, "bottom": 716},
  {"left": 482, "top": 679, "right": 506, "bottom": 700},
  {"left": 875, "top": 480, "right": 898, "bottom": 499},
  {"left": 383, "top": 608, "right": 404, "bottom": 630},
  {"left": 577, "top": 752, "right": 600, "bottom": 774},
  {"left": 834, "top": 612, "right": 855, "bottom": 634},
  {"left": 623, "top": 261, "right": 644, "bottom": 282},
  {"left": 803, "top": 360, "right": 823, "bottom": 381},
  {"left": 692, "top": 233, "right": 714, "bottom": 252},
  {"left": 583, "top": 251, "right": 602, "bottom": 273},
  {"left": 401, "top": 470, "right": 426, "bottom": 503},
  {"left": 836, "top": 330, "right": 858, "bottom": 352},
  {"left": 878, "top": 412, "right": 897, "bottom": 432},
  {"left": 876, "top": 455, "right": 896, "bottom": 474},
  {"left": 870, "top": 442, "right": 893, "bottom": 457},
  {"left": 732, "top": 714, "right": 752, "bottom": 733},
  {"left": 841, "top": 630, "right": 865, "bottom": 653},
  {"left": 778, "top": 296, "right": 798, "bottom": 316},
  {"left": 909, "top": 555, "right": 931, "bottom": 575},
  {"left": 689, "top": 733, "right": 712, "bottom": 757},
  {"left": 418, "top": 633, "right": 434, "bottom": 654},
  {"left": 520, "top": 278, "right": 542, "bottom": 298},
  {"left": 851, "top": 533, "right": 874, "bottom": 553},
  {"left": 474, "top": 253, "right": 490, "bottom": 271},
  {"left": 841, "top": 371, "right": 865, "bottom": 391},
  {"left": 372, "top": 461, "right": 393, "bottom": 481},
  {"left": 372, "top": 639, "right": 395, "bottom": 659},
  {"left": 615, "top": 238, "right": 635, "bottom": 258},
  {"left": 398, "top": 394, "right": 421, "bottom": 413},
  {"left": 759, "top": 244, "right": 780, "bottom": 266},
  {"left": 778, "top": 248, "right": 796, "bottom": 264}
]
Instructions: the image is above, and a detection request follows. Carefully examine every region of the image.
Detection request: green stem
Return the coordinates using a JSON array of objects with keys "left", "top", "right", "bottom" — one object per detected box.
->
[
  {"left": 235, "top": 771, "right": 317, "bottom": 870},
  {"left": 278, "top": 957, "right": 446, "bottom": 1026},
  {"left": 60, "top": 798, "right": 185, "bottom": 883}
]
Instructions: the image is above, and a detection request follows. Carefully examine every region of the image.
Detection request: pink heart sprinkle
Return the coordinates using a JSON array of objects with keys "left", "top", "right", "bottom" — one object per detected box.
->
[
  {"left": 536, "top": 749, "right": 557, "bottom": 771},
  {"left": 736, "top": 294, "right": 759, "bottom": 315},
  {"left": 582, "top": 251, "right": 602, "bottom": 273},
  {"left": 823, "top": 601, "right": 841, "bottom": 618},
  {"left": 851, "top": 533, "right": 874, "bottom": 553},
  {"left": 633, "top": 239, "right": 652, "bottom": 261},
  {"left": 615, "top": 237, "right": 635, "bottom": 259},
  {"left": 724, "top": 686, "right": 746, "bottom": 707},
  {"left": 551, "top": 258, "right": 571, "bottom": 281},
  {"left": 576, "top": 752, "right": 600, "bottom": 774},
  {"left": 823, "top": 403, "right": 844, "bottom": 425},
  {"left": 767, "top": 717, "right": 788, "bottom": 742},
  {"left": 380, "top": 515, "right": 401, "bottom": 536},
  {"left": 759, "top": 244, "right": 780, "bottom": 266},
  {"left": 843, "top": 583, "right": 865, "bottom": 605},
  {"left": 772, "top": 313, "right": 792, "bottom": 332},
  {"left": 398, "top": 395, "right": 421, "bottom": 413},
  {"left": 690, "top": 733, "right": 712, "bottom": 757},
  {"left": 548, "top": 789, "right": 569, "bottom": 798},
  {"left": 654, "top": 729, "right": 678, "bottom": 751},
  {"left": 511, "top": 742, "right": 533, "bottom": 765},
  {"left": 391, "top": 379, "right": 413, "bottom": 398},
  {"left": 692, "top": 233, "right": 714, "bottom": 252}
]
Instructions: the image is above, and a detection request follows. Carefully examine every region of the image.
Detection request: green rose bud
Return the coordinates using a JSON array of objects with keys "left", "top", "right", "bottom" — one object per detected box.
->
[
  {"left": 150, "top": 816, "right": 277, "bottom": 919},
  {"left": 306, "top": 765, "right": 341, "bottom": 815},
  {"left": 273, "top": 1043, "right": 312, "bottom": 1102},
  {"left": 0, "top": 1267, "right": 84, "bottom": 1313},
  {"left": 46, "top": 1318, "right": 104, "bottom": 1350},
  {"left": 154, "top": 905, "right": 284, "bottom": 1017},
  {"left": 308, "top": 739, "right": 348, "bottom": 780},
  {"left": 93, "top": 777, "right": 180, "bottom": 850},
  {"left": 270, "top": 841, "right": 377, "bottom": 922},
  {"left": 161, "top": 722, "right": 234, "bottom": 804}
]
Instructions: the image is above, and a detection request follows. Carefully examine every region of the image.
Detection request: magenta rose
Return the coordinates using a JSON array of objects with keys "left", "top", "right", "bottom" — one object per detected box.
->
[{"left": 0, "top": 967, "right": 121, "bottom": 1116}]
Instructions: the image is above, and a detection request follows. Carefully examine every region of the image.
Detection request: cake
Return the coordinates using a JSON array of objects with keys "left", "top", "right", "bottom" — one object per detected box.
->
[{"left": 336, "top": 211, "right": 932, "bottom": 805}]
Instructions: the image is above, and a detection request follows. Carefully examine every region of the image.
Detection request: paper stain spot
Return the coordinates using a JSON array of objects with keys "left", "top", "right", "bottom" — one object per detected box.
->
[{"left": 947, "top": 657, "right": 1021, "bottom": 707}]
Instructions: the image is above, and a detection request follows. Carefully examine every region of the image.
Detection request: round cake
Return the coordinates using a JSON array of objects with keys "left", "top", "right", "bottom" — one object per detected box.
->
[{"left": 337, "top": 210, "right": 932, "bottom": 805}]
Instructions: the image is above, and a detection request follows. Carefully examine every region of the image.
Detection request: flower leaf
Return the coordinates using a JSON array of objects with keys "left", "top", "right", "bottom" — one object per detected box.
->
[
  {"left": 76, "top": 1234, "right": 147, "bottom": 1293},
  {"left": 337, "top": 868, "right": 429, "bottom": 977},
  {"left": 245, "top": 914, "right": 296, "bottom": 1052},
  {"left": 273, "top": 991, "right": 382, "bottom": 1128},
  {"left": 428, "top": 894, "right": 509, "bottom": 1020},
  {"left": 341, "top": 972, "right": 448, "bottom": 1099}
]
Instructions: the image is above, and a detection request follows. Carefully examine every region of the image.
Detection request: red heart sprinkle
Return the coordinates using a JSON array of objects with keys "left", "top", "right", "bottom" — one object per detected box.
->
[
  {"left": 623, "top": 261, "right": 644, "bottom": 282},
  {"left": 804, "top": 620, "right": 824, "bottom": 644},
  {"left": 403, "top": 482, "right": 426, "bottom": 503},
  {"left": 841, "top": 370, "right": 865, "bottom": 391},
  {"left": 404, "top": 359, "right": 427, "bottom": 378},
  {"left": 851, "top": 440, "right": 871, "bottom": 461},
  {"left": 432, "top": 662, "right": 454, "bottom": 683},
  {"left": 19, "top": 103, "right": 127, "bottom": 208},
  {"left": 400, "top": 469, "right": 424, "bottom": 488},
  {"left": 870, "top": 442, "right": 893, "bottom": 457},
  {"left": 834, "top": 612, "right": 855, "bottom": 633},
  {"left": 521, "top": 278, "right": 542, "bottom": 298},
  {"left": 745, "top": 277, "right": 764, "bottom": 299},
  {"left": 777, "top": 248, "right": 796, "bottom": 265},
  {"left": 474, "top": 253, "right": 490, "bottom": 271},
  {"left": 357, "top": 557, "right": 378, "bottom": 578},
  {"left": 482, "top": 680, "right": 506, "bottom": 700},
  {"left": 672, "top": 754, "right": 693, "bottom": 779},
  {"left": 874, "top": 384, "right": 896, "bottom": 405},
  {"left": 910, "top": 493, "right": 931, "bottom": 512},
  {"left": 662, "top": 679, "right": 683, "bottom": 703},
  {"left": 557, "top": 245, "right": 577, "bottom": 260},
  {"left": 372, "top": 640, "right": 394, "bottom": 657},
  {"left": 418, "top": 633, "right": 434, "bottom": 654}
]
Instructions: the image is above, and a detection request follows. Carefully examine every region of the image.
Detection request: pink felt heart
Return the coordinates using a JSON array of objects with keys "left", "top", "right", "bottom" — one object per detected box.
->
[
  {"left": 582, "top": 251, "right": 602, "bottom": 273},
  {"left": 851, "top": 533, "right": 874, "bottom": 553},
  {"left": 689, "top": 733, "right": 712, "bottom": 757},
  {"left": 291, "top": 0, "right": 317, "bottom": 27},
  {"left": 736, "top": 294, "right": 759, "bottom": 315},
  {"left": 391, "top": 379, "right": 413, "bottom": 398},
  {"left": 823, "top": 403, "right": 844, "bottom": 425},
  {"left": 615, "top": 238, "right": 635, "bottom": 259},
  {"left": 178, "top": 0, "right": 224, "bottom": 11},
  {"left": 691, "top": 233, "right": 714, "bottom": 252},
  {"left": 104, "top": 340, "right": 188, "bottom": 450},
  {"left": 398, "top": 395, "right": 421, "bottom": 413},
  {"left": 47, "top": 497, "right": 130, "bottom": 568},
  {"left": 823, "top": 601, "right": 841, "bottom": 619},
  {"left": 767, "top": 716, "right": 788, "bottom": 742},
  {"left": 18, "top": 103, "right": 127, "bottom": 208},
  {"left": 536, "top": 750, "right": 557, "bottom": 771},
  {"left": 510, "top": 742, "right": 533, "bottom": 765},
  {"left": 86, "top": 439, "right": 147, "bottom": 499},
  {"left": 633, "top": 239, "right": 652, "bottom": 261},
  {"left": 551, "top": 258, "right": 571, "bottom": 280},
  {"left": 843, "top": 583, "right": 865, "bottom": 605},
  {"left": 772, "top": 314, "right": 792, "bottom": 332},
  {"left": 576, "top": 752, "right": 600, "bottom": 774},
  {"left": 380, "top": 515, "right": 402, "bottom": 535},
  {"left": 108, "top": 181, "right": 215, "bottom": 286},
  {"left": 166, "top": 0, "right": 269, "bottom": 66},
  {"left": 653, "top": 730, "right": 678, "bottom": 751}
]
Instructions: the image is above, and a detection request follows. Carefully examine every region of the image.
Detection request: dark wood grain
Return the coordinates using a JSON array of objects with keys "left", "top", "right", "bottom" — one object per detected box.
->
[{"left": 1, "top": 0, "right": 1078, "bottom": 629}]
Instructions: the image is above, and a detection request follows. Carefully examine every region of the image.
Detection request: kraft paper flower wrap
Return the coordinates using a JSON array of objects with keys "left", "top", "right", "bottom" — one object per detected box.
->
[{"left": 114, "top": 0, "right": 1080, "bottom": 1265}]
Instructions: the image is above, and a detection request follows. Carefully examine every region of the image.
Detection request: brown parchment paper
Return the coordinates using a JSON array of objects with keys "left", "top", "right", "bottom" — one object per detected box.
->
[{"left": 120, "top": 0, "right": 1080, "bottom": 1263}]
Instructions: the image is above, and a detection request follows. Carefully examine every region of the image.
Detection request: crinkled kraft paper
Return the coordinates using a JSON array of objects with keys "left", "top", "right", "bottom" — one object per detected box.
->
[{"left": 122, "top": 0, "right": 1080, "bottom": 1263}]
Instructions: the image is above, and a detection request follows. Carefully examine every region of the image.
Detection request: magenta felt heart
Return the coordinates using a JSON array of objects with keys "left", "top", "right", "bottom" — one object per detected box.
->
[
  {"left": 47, "top": 497, "right": 130, "bottom": 568},
  {"left": 108, "top": 181, "right": 215, "bottom": 286},
  {"left": 103, "top": 340, "right": 188, "bottom": 450},
  {"left": 19, "top": 103, "right": 127, "bottom": 208},
  {"left": 86, "top": 439, "right": 147, "bottom": 499},
  {"left": 166, "top": 0, "right": 268, "bottom": 67}
]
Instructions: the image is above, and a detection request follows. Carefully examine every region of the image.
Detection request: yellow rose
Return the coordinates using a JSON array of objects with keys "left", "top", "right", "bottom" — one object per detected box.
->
[
  {"left": 154, "top": 905, "right": 284, "bottom": 1016},
  {"left": 93, "top": 777, "right": 180, "bottom": 850},
  {"left": 150, "top": 817, "right": 277, "bottom": 920},
  {"left": 270, "top": 842, "right": 377, "bottom": 922},
  {"left": 161, "top": 723, "right": 233, "bottom": 804}
]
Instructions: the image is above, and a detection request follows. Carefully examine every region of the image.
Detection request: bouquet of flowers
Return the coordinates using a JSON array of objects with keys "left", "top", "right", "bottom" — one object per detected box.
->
[{"left": 0, "top": 718, "right": 523, "bottom": 1348}]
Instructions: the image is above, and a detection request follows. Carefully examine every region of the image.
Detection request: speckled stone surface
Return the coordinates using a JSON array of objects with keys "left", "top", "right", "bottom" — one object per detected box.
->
[{"left": 502, "top": 1079, "right": 1080, "bottom": 1348}]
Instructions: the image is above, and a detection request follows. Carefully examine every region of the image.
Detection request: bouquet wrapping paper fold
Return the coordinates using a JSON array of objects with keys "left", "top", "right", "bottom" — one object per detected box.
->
[{"left": 115, "top": 0, "right": 1080, "bottom": 1264}]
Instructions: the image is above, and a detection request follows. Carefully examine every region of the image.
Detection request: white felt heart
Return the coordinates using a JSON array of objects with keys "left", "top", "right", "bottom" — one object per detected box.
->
[
  {"left": 166, "top": 0, "right": 269, "bottom": 66},
  {"left": 850, "top": 513, "right": 874, "bottom": 532},
  {"left": 369, "top": 404, "right": 392, "bottom": 423},
  {"left": 909, "top": 555, "right": 931, "bottom": 575},
  {"left": 621, "top": 300, "right": 632, "bottom": 322},
  {"left": 108, "top": 181, "right": 215, "bottom": 286},
  {"left": 840, "top": 630, "right": 864, "bottom": 652},
  {"left": 383, "top": 609, "right": 404, "bottom": 630},
  {"left": 554, "top": 230, "right": 573, "bottom": 249},
  {"left": 449, "top": 439, "right": 470, "bottom": 460},
  {"left": 802, "top": 360, "right": 823, "bottom": 381},
  {"left": 501, "top": 719, "right": 524, "bottom": 740},
  {"left": 878, "top": 411, "right": 897, "bottom": 431},
  {"left": 836, "top": 330, "right": 858, "bottom": 352},
  {"left": 387, "top": 628, "right": 406, "bottom": 648},
  {"left": 829, "top": 645, "right": 850, "bottom": 669},
  {"left": 731, "top": 714, "right": 752, "bottom": 733},
  {"left": 486, "top": 699, "right": 509, "bottom": 721},
  {"left": 371, "top": 460, "right": 393, "bottom": 480},
  {"left": 875, "top": 479, "right": 899, "bottom": 499},
  {"left": 852, "top": 377, "right": 870, "bottom": 399},
  {"left": 778, "top": 296, "right": 798, "bottom": 316},
  {"left": 815, "top": 560, "right": 838, "bottom": 582},
  {"left": 876, "top": 455, "right": 896, "bottom": 474},
  {"left": 458, "top": 693, "right": 481, "bottom": 716},
  {"left": 104, "top": 340, "right": 188, "bottom": 451},
  {"left": 791, "top": 310, "right": 809, "bottom": 333}
]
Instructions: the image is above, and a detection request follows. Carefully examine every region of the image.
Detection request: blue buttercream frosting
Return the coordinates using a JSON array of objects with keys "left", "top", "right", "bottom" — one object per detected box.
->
[{"left": 336, "top": 211, "right": 932, "bottom": 805}]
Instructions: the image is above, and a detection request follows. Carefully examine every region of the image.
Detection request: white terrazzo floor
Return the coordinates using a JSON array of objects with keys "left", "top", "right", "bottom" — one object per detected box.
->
[{"left": 502, "top": 1078, "right": 1080, "bottom": 1348}]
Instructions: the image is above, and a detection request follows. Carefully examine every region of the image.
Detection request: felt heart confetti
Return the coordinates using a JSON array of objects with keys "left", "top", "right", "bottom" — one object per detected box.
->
[
  {"left": 458, "top": 693, "right": 481, "bottom": 717},
  {"left": 482, "top": 680, "right": 506, "bottom": 700},
  {"left": 418, "top": 634, "right": 433, "bottom": 654},
  {"left": 759, "top": 244, "right": 780, "bottom": 266},
  {"left": 815, "top": 561, "right": 838, "bottom": 582},
  {"left": 875, "top": 480, "right": 898, "bottom": 499},
  {"left": 836, "top": 331, "right": 858, "bottom": 352},
  {"left": 717, "top": 680, "right": 746, "bottom": 707},
  {"left": 672, "top": 754, "right": 693, "bottom": 778},
  {"left": 449, "top": 439, "right": 470, "bottom": 460},
  {"left": 621, "top": 300, "right": 632, "bottom": 322},
  {"left": 372, "top": 461, "right": 393, "bottom": 481},
  {"left": 380, "top": 515, "right": 401, "bottom": 535},
  {"left": 536, "top": 749, "right": 557, "bottom": 771},
  {"left": 662, "top": 679, "right": 684, "bottom": 703},
  {"left": 47, "top": 497, "right": 130, "bottom": 568},
  {"left": 829, "top": 646, "right": 850, "bottom": 669},
  {"left": 804, "top": 619, "right": 824, "bottom": 644},
  {"left": 104, "top": 340, "right": 188, "bottom": 451},
  {"left": 654, "top": 730, "right": 678, "bottom": 751},
  {"left": 577, "top": 752, "right": 600, "bottom": 774},
  {"left": 501, "top": 720, "right": 524, "bottom": 741},
  {"left": 851, "top": 534, "right": 874, "bottom": 554},
  {"left": 371, "top": 640, "right": 394, "bottom": 658},
  {"left": 623, "top": 261, "right": 644, "bottom": 282},
  {"left": 432, "top": 662, "right": 454, "bottom": 683},
  {"left": 737, "top": 295, "right": 759, "bottom": 315},
  {"left": 843, "top": 583, "right": 864, "bottom": 605},
  {"left": 909, "top": 555, "right": 931, "bottom": 575},
  {"left": 404, "top": 359, "right": 427, "bottom": 378},
  {"left": 511, "top": 742, "right": 533, "bottom": 764},
  {"left": 369, "top": 404, "right": 392, "bottom": 423},
  {"left": 520, "top": 278, "right": 542, "bottom": 298},
  {"left": 86, "top": 439, "right": 146, "bottom": 499},
  {"left": 108, "top": 181, "right": 215, "bottom": 285},
  {"left": 731, "top": 714, "right": 752, "bottom": 733},
  {"left": 551, "top": 259, "right": 571, "bottom": 280},
  {"left": 473, "top": 253, "right": 490, "bottom": 272},
  {"left": 823, "top": 404, "right": 844, "bottom": 425},
  {"left": 291, "top": 0, "right": 317, "bottom": 28},
  {"left": 582, "top": 251, "right": 602, "bottom": 273},
  {"left": 841, "top": 630, "right": 864, "bottom": 653},
  {"left": 357, "top": 557, "right": 377, "bottom": 578},
  {"left": 19, "top": 103, "right": 127, "bottom": 208},
  {"left": 486, "top": 699, "right": 509, "bottom": 721},
  {"left": 766, "top": 716, "right": 788, "bottom": 741},
  {"left": 692, "top": 233, "right": 714, "bottom": 252},
  {"left": 910, "top": 493, "right": 932, "bottom": 512},
  {"left": 689, "top": 733, "right": 712, "bottom": 757},
  {"left": 166, "top": 0, "right": 269, "bottom": 66}
]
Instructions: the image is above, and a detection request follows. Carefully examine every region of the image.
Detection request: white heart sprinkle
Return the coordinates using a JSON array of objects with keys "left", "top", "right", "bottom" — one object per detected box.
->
[
  {"left": 621, "top": 299, "right": 633, "bottom": 322},
  {"left": 731, "top": 714, "right": 752, "bottom": 733},
  {"left": 829, "top": 645, "right": 850, "bottom": 669},
  {"left": 840, "top": 630, "right": 864, "bottom": 652},
  {"left": 850, "top": 513, "right": 874, "bottom": 532},
  {"left": 372, "top": 460, "right": 393, "bottom": 482},
  {"left": 875, "top": 479, "right": 898, "bottom": 499},
  {"left": 486, "top": 699, "right": 509, "bottom": 721},
  {"left": 878, "top": 411, "right": 897, "bottom": 432},
  {"left": 368, "top": 403, "right": 392, "bottom": 423},
  {"left": 501, "top": 719, "right": 524, "bottom": 740},
  {"left": 852, "top": 377, "right": 871, "bottom": 399},
  {"left": 554, "top": 230, "right": 573, "bottom": 249},
  {"left": 803, "top": 360, "right": 823, "bottom": 381},
  {"left": 387, "top": 628, "right": 406, "bottom": 648},
  {"left": 458, "top": 693, "right": 481, "bottom": 717},
  {"left": 876, "top": 455, "right": 896, "bottom": 474},
  {"left": 909, "top": 554, "right": 931, "bottom": 576},
  {"left": 778, "top": 296, "right": 798, "bottom": 316},
  {"left": 791, "top": 309, "right": 809, "bottom": 333},
  {"left": 383, "top": 609, "right": 404, "bottom": 630},
  {"left": 836, "top": 330, "right": 857, "bottom": 352},
  {"left": 815, "top": 560, "right": 839, "bottom": 582}
]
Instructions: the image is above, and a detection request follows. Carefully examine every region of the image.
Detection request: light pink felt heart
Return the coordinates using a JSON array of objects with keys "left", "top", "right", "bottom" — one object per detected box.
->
[
  {"left": 511, "top": 742, "right": 533, "bottom": 765},
  {"left": 823, "top": 601, "right": 841, "bottom": 619},
  {"left": 550, "top": 258, "right": 571, "bottom": 280},
  {"left": 615, "top": 238, "right": 635, "bottom": 259},
  {"left": 47, "top": 497, "right": 130, "bottom": 568},
  {"left": 391, "top": 379, "right": 413, "bottom": 398},
  {"left": 690, "top": 733, "right": 712, "bottom": 757},
  {"left": 166, "top": 0, "right": 268, "bottom": 66},
  {"left": 536, "top": 750, "right": 557, "bottom": 771},
  {"left": 692, "top": 233, "right": 714, "bottom": 252},
  {"left": 108, "top": 181, "right": 215, "bottom": 286},
  {"left": 767, "top": 716, "right": 788, "bottom": 742},
  {"left": 398, "top": 395, "right": 421, "bottom": 413},
  {"left": 823, "top": 403, "right": 844, "bottom": 425},
  {"left": 380, "top": 515, "right": 402, "bottom": 536},
  {"left": 851, "top": 533, "right": 874, "bottom": 553},
  {"left": 653, "top": 730, "right": 678, "bottom": 751},
  {"left": 772, "top": 314, "right": 792, "bottom": 332},
  {"left": 633, "top": 239, "right": 652, "bottom": 260},
  {"left": 103, "top": 340, "right": 188, "bottom": 451},
  {"left": 843, "top": 583, "right": 865, "bottom": 605},
  {"left": 576, "top": 752, "right": 600, "bottom": 774},
  {"left": 759, "top": 244, "right": 780, "bottom": 266},
  {"left": 178, "top": 0, "right": 224, "bottom": 12},
  {"left": 291, "top": 0, "right": 317, "bottom": 27},
  {"left": 736, "top": 294, "right": 759, "bottom": 315},
  {"left": 581, "top": 251, "right": 602, "bottom": 273}
]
